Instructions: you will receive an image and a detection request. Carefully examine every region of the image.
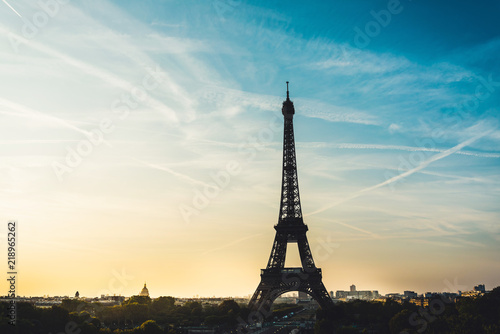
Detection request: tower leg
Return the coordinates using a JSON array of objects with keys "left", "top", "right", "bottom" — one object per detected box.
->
[{"left": 249, "top": 269, "right": 334, "bottom": 316}]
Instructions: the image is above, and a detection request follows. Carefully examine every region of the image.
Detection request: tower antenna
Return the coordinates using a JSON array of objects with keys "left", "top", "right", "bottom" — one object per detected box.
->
[{"left": 286, "top": 81, "right": 289, "bottom": 99}]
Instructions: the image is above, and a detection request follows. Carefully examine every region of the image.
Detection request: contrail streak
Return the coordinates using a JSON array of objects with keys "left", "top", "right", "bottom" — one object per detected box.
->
[
  {"left": 0, "top": 97, "right": 112, "bottom": 147},
  {"left": 298, "top": 142, "right": 500, "bottom": 158},
  {"left": 306, "top": 129, "right": 493, "bottom": 217},
  {"left": 132, "top": 158, "right": 212, "bottom": 188},
  {"left": 0, "top": 26, "right": 178, "bottom": 123},
  {"left": 202, "top": 233, "right": 262, "bottom": 255},
  {"left": 2, "top": 0, "right": 22, "bottom": 17},
  {"left": 316, "top": 216, "right": 379, "bottom": 237},
  {"left": 0, "top": 97, "right": 90, "bottom": 136}
]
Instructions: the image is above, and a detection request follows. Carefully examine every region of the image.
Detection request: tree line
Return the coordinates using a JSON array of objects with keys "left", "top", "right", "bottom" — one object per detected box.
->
[
  {"left": 0, "top": 296, "right": 299, "bottom": 334},
  {"left": 2, "top": 287, "right": 499, "bottom": 334},
  {"left": 315, "top": 286, "right": 500, "bottom": 333}
]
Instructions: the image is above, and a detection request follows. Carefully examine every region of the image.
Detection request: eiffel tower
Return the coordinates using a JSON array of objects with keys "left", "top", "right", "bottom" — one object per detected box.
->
[{"left": 249, "top": 82, "right": 334, "bottom": 314}]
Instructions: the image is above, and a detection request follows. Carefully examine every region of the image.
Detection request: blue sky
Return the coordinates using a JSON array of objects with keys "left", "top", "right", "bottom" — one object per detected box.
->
[{"left": 0, "top": 0, "right": 499, "bottom": 298}]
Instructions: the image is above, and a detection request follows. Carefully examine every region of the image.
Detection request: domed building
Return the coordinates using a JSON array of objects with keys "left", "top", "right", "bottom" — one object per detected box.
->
[{"left": 139, "top": 282, "right": 149, "bottom": 297}]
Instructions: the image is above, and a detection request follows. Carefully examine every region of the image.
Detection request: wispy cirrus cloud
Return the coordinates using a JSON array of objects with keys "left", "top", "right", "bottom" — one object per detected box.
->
[
  {"left": 0, "top": 97, "right": 91, "bottom": 136},
  {"left": 0, "top": 25, "right": 180, "bottom": 122},
  {"left": 297, "top": 142, "right": 500, "bottom": 158},
  {"left": 306, "top": 122, "right": 495, "bottom": 217},
  {"left": 1, "top": 0, "right": 499, "bottom": 297},
  {"left": 132, "top": 158, "right": 211, "bottom": 188}
]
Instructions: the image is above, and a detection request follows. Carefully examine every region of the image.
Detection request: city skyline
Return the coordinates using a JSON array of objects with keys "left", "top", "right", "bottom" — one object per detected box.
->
[
  {"left": 4, "top": 280, "right": 491, "bottom": 300},
  {"left": 9, "top": 281, "right": 490, "bottom": 299},
  {"left": 1, "top": 1, "right": 499, "bottom": 300}
]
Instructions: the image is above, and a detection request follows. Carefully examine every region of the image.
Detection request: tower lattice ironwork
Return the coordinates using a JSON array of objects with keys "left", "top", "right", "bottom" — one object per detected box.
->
[{"left": 248, "top": 82, "right": 334, "bottom": 314}]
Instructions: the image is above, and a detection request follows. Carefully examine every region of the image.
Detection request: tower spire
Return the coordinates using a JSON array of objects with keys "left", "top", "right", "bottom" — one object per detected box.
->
[
  {"left": 278, "top": 85, "right": 301, "bottom": 224},
  {"left": 282, "top": 81, "right": 295, "bottom": 117}
]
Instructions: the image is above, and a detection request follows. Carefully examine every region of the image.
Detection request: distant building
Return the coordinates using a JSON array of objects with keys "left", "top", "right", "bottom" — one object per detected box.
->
[
  {"left": 336, "top": 285, "right": 379, "bottom": 300},
  {"left": 295, "top": 298, "right": 319, "bottom": 310},
  {"left": 462, "top": 285, "right": 486, "bottom": 298},
  {"left": 140, "top": 283, "right": 150, "bottom": 297},
  {"left": 409, "top": 298, "right": 428, "bottom": 307},
  {"left": 75, "top": 291, "right": 79, "bottom": 299},
  {"left": 474, "top": 284, "right": 485, "bottom": 293},
  {"left": 404, "top": 291, "right": 417, "bottom": 299},
  {"left": 385, "top": 293, "right": 403, "bottom": 299},
  {"left": 298, "top": 291, "right": 309, "bottom": 300},
  {"left": 441, "top": 292, "right": 459, "bottom": 302},
  {"left": 98, "top": 295, "right": 125, "bottom": 305}
]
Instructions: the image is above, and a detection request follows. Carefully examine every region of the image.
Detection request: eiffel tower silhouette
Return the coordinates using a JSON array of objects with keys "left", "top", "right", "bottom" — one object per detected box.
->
[{"left": 249, "top": 82, "right": 334, "bottom": 313}]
